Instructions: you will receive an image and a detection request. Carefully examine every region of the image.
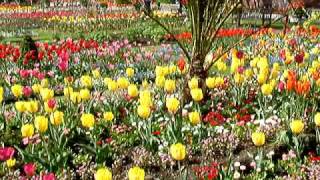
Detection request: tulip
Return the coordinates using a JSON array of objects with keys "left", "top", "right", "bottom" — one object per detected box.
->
[
  {"left": 103, "top": 112, "right": 114, "bottom": 122},
  {"left": 95, "top": 167, "right": 112, "bottom": 180},
  {"left": 126, "top": 68, "right": 135, "bottom": 77},
  {"left": 40, "top": 88, "right": 54, "bottom": 101},
  {"left": 64, "top": 86, "right": 73, "bottom": 97},
  {"left": 24, "top": 163, "right": 36, "bottom": 177},
  {"left": 164, "top": 79, "right": 176, "bottom": 93},
  {"left": 117, "top": 77, "right": 129, "bottom": 89},
  {"left": 50, "top": 111, "right": 64, "bottom": 126},
  {"left": 188, "top": 77, "right": 198, "bottom": 89},
  {"left": 137, "top": 105, "right": 151, "bottom": 119},
  {"left": 155, "top": 76, "right": 165, "bottom": 88},
  {"left": 80, "top": 89, "right": 91, "bottom": 101},
  {"left": 261, "top": 83, "right": 273, "bottom": 96},
  {"left": 190, "top": 88, "right": 203, "bottom": 102},
  {"left": 32, "top": 84, "right": 41, "bottom": 94},
  {"left": 128, "top": 166, "right": 145, "bottom": 180},
  {"left": 23, "top": 86, "right": 32, "bottom": 97},
  {"left": 81, "top": 113, "right": 95, "bottom": 128},
  {"left": 42, "top": 172, "right": 56, "bottom": 180},
  {"left": 92, "top": 69, "right": 101, "bottom": 78},
  {"left": 0, "top": 147, "right": 15, "bottom": 161},
  {"left": 170, "top": 143, "right": 186, "bottom": 160},
  {"left": 188, "top": 112, "right": 201, "bottom": 125},
  {"left": 166, "top": 97, "right": 180, "bottom": 113},
  {"left": 15, "top": 101, "right": 26, "bottom": 113},
  {"left": 34, "top": 116, "right": 48, "bottom": 133},
  {"left": 0, "top": 86, "right": 3, "bottom": 103},
  {"left": 107, "top": 80, "right": 118, "bottom": 91},
  {"left": 25, "top": 101, "right": 38, "bottom": 113},
  {"left": 70, "top": 92, "right": 82, "bottom": 103},
  {"left": 315, "top": 113, "right": 320, "bottom": 127},
  {"left": 6, "top": 158, "right": 16, "bottom": 168},
  {"left": 206, "top": 77, "right": 216, "bottom": 89},
  {"left": 41, "top": 79, "right": 49, "bottom": 88},
  {"left": 290, "top": 119, "right": 304, "bottom": 134},
  {"left": 251, "top": 132, "right": 265, "bottom": 146},
  {"left": 11, "top": 84, "right": 23, "bottom": 98},
  {"left": 81, "top": 75, "right": 92, "bottom": 88},
  {"left": 21, "top": 124, "right": 34, "bottom": 138},
  {"left": 128, "top": 84, "right": 138, "bottom": 98}
]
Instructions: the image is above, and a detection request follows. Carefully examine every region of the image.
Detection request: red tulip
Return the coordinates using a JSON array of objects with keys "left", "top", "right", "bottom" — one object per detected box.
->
[
  {"left": 23, "top": 163, "right": 36, "bottom": 177},
  {"left": 43, "top": 173, "right": 56, "bottom": 180},
  {"left": 0, "top": 147, "right": 15, "bottom": 161},
  {"left": 47, "top": 99, "right": 56, "bottom": 109}
]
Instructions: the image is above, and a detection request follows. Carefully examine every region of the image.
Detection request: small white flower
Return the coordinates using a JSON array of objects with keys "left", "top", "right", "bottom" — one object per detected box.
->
[
  {"left": 240, "top": 165, "right": 246, "bottom": 171},
  {"left": 233, "top": 171, "right": 241, "bottom": 179},
  {"left": 234, "top": 162, "right": 241, "bottom": 167}
]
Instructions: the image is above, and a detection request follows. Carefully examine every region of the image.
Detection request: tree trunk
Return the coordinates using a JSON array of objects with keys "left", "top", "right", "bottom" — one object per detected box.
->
[{"left": 237, "top": 8, "right": 242, "bottom": 27}]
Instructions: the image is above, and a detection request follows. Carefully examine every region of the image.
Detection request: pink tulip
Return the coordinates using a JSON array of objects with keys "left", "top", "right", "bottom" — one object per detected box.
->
[
  {"left": 24, "top": 163, "right": 36, "bottom": 177},
  {"left": 42, "top": 173, "right": 56, "bottom": 180},
  {"left": 0, "top": 147, "right": 15, "bottom": 161},
  {"left": 23, "top": 86, "right": 32, "bottom": 97}
]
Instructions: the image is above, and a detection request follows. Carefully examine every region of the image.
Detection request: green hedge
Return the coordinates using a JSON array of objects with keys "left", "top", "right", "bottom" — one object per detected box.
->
[{"left": 115, "top": 0, "right": 131, "bottom": 4}]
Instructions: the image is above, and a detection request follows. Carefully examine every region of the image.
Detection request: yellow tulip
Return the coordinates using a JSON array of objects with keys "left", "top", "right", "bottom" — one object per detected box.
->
[
  {"left": 64, "top": 86, "right": 73, "bottom": 97},
  {"left": 128, "top": 166, "right": 145, "bottom": 180},
  {"left": 137, "top": 105, "right": 151, "bottom": 119},
  {"left": 81, "top": 113, "right": 95, "bottom": 128},
  {"left": 188, "top": 112, "right": 201, "bottom": 125},
  {"left": 142, "top": 80, "right": 149, "bottom": 89},
  {"left": 104, "top": 77, "right": 112, "bottom": 86},
  {"left": 92, "top": 69, "right": 101, "bottom": 78},
  {"left": 108, "top": 80, "right": 118, "bottom": 91},
  {"left": 11, "top": 84, "right": 23, "bottom": 98},
  {"left": 21, "top": 124, "right": 34, "bottom": 138},
  {"left": 126, "top": 68, "right": 135, "bottom": 77},
  {"left": 70, "top": 92, "right": 82, "bottom": 103},
  {"left": 170, "top": 143, "right": 186, "bottom": 161},
  {"left": 81, "top": 75, "right": 92, "bottom": 88},
  {"left": 6, "top": 158, "right": 16, "bottom": 168},
  {"left": 164, "top": 79, "right": 176, "bottom": 93},
  {"left": 117, "top": 77, "right": 129, "bottom": 89},
  {"left": 234, "top": 73, "right": 244, "bottom": 84},
  {"left": 166, "top": 97, "right": 180, "bottom": 113},
  {"left": 80, "top": 89, "right": 91, "bottom": 101},
  {"left": 251, "top": 132, "right": 265, "bottom": 146},
  {"left": 103, "top": 112, "right": 114, "bottom": 122},
  {"left": 128, "top": 84, "right": 139, "bottom": 98},
  {"left": 190, "top": 88, "right": 203, "bottom": 102},
  {"left": 188, "top": 77, "right": 198, "bottom": 89},
  {"left": 95, "top": 167, "right": 112, "bottom": 180},
  {"left": 41, "top": 79, "right": 49, "bottom": 88},
  {"left": 15, "top": 101, "right": 26, "bottom": 113},
  {"left": 34, "top": 116, "right": 48, "bottom": 133},
  {"left": 25, "top": 101, "right": 38, "bottom": 113},
  {"left": 206, "top": 77, "right": 216, "bottom": 89},
  {"left": 315, "top": 113, "right": 320, "bottom": 127},
  {"left": 139, "top": 90, "right": 152, "bottom": 107},
  {"left": 40, "top": 88, "right": 54, "bottom": 101},
  {"left": 0, "top": 86, "right": 3, "bottom": 103},
  {"left": 155, "top": 76, "right": 165, "bottom": 88},
  {"left": 290, "top": 119, "right": 304, "bottom": 134},
  {"left": 261, "top": 83, "right": 273, "bottom": 96},
  {"left": 50, "top": 111, "right": 64, "bottom": 126}
]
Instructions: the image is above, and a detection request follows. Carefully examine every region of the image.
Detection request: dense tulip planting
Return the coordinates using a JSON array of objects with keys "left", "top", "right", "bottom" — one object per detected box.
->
[
  {"left": 1, "top": 1, "right": 320, "bottom": 179},
  {"left": 0, "top": 25, "right": 320, "bottom": 179}
]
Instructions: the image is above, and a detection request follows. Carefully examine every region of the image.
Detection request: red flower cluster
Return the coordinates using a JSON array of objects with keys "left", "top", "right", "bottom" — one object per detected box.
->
[
  {"left": 203, "top": 112, "right": 225, "bottom": 126},
  {"left": 192, "top": 162, "right": 219, "bottom": 180},
  {"left": 164, "top": 28, "right": 270, "bottom": 41}
]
